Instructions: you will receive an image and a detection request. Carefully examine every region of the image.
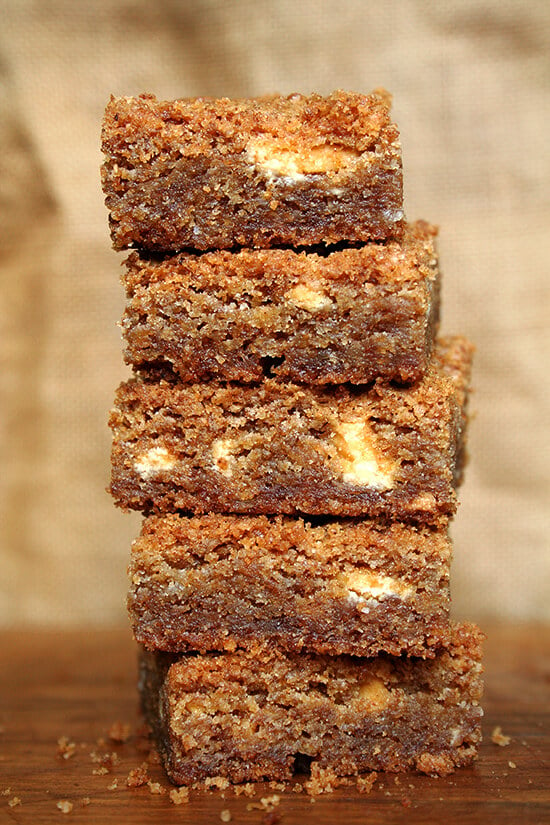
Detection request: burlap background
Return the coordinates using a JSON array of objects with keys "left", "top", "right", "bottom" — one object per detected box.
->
[{"left": 1, "top": 0, "right": 549, "bottom": 627}]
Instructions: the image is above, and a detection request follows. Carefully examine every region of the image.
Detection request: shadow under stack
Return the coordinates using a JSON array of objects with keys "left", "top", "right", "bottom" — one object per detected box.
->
[{"left": 101, "top": 91, "right": 483, "bottom": 787}]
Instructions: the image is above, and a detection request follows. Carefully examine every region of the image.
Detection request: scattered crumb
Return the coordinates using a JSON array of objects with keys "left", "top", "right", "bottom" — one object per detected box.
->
[
  {"left": 57, "top": 736, "right": 77, "bottom": 760},
  {"left": 56, "top": 800, "right": 73, "bottom": 814},
  {"left": 233, "top": 783, "right": 256, "bottom": 797},
  {"left": 203, "top": 776, "right": 231, "bottom": 791},
  {"left": 247, "top": 794, "right": 281, "bottom": 812},
  {"left": 147, "top": 780, "right": 166, "bottom": 795},
  {"left": 92, "top": 766, "right": 109, "bottom": 776},
  {"left": 292, "top": 782, "right": 303, "bottom": 793},
  {"left": 169, "top": 786, "right": 189, "bottom": 804},
  {"left": 80, "top": 797, "right": 91, "bottom": 807},
  {"left": 169, "top": 787, "right": 190, "bottom": 805},
  {"left": 508, "top": 761, "right": 517, "bottom": 769},
  {"left": 1, "top": 789, "right": 11, "bottom": 796},
  {"left": 305, "top": 765, "right": 342, "bottom": 796},
  {"left": 8, "top": 797, "right": 21, "bottom": 808},
  {"left": 220, "top": 810, "right": 232, "bottom": 822},
  {"left": 127, "top": 763, "right": 149, "bottom": 788},
  {"left": 268, "top": 781, "right": 286, "bottom": 791},
  {"left": 108, "top": 721, "right": 131, "bottom": 743},
  {"left": 356, "top": 772, "right": 377, "bottom": 795},
  {"left": 107, "top": 778, "right": 118, "bottom": 791},
  {"left": 90, "top": 750, "right": 120, "bottom": 770},
  {"left": 491, "top": 726, "right": 511, "bottom": 747}
]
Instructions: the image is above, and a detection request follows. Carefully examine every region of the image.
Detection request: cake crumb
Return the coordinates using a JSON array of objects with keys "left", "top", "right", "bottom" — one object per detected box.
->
[
  {"left": 107, "top": 778, "right": 118, "bottom": 791},
  {"left": 8, "top": 797, "right": 21, "bottom": 808},
  {"left": 233, "top": 782, "right": 256, "bottom": 797},
  {"left": 147, "top": 780, "right": 166, "bottom": 795},
  {"left": 57, "top": 736, "right": 77, "bottom": 760},
  {"left": 56, "top": 800, "right": 73, "bottom": 814},
  {"left": 304, "top": 765, "right": 341, "bottom": 795},
  {"left": 491, "top": 726, "right": 511, "bottom": 746},
  {"left": 108, "top": 721, "right": 131, "bottom": 743},
  {"left": 92, "top": 766, "right": 109, "bottom": 776},
  {"left": 127, "top": 762, "right": 149, "bottom": 787},
  {"left": 356, "top": 772, "right": 377, "bottom": 795},
  {"left": 247, "top": 794, "right": 280, "bottom": 812},
  {"left": 169, "top": 787, "right": 190, "bottom": 805},
  {"left": 203, "top": 776, "right": 230, "bottom": 791},
  {"left": 220, "top": 810, "right": 232, "bottom": 822},
  {"left": 80, "top": 797, "right": 91, "bottom": 807},
  {"left": 508, "top": 761, "right": 517, "bottom": 769},
  {"left": 1, "top": 788, "right": 11, "bottom": 796}
]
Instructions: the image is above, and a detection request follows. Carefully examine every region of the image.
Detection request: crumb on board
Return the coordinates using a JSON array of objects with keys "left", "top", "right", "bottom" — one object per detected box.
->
[
  {"left": 233, "top": 782, "right": 256, "bottom": 797},
  {"left": 80, "top": 797, "right": 91, "bottom": 806},
  {"left": 220, "top": 810, "right": 232, "bottom": 822},
  {"left": 56, "top": 800, "right": 73, "bottom": 814},
  {"left": 1, "top": 789, "right": 11, "bottom": 796},
  {"left": 108, "top": 721, "right": 132, "bottom": 743},
  {"left": 57, "top": 736, "right": 77, "bottom": 760},
  {"left": 356, "top": 772, "right": 377, "bottom": 795},
  {"left": 147, "top": 780, "right": 166, "bottom": 795},
  {"left": 169, "top": 787, "right": 190, "bottom": 805},
  {"left": 126, "top": 762, "right": 150, "bottom": 788},
  {"left": 508, "top": 761, "right": 517, "bottom": 769},
  {"left": 247, "top": 794, "right": 280, "bottom": 812},
  {"left": 107, "top": 778, "right": 118, "bottom": 791},
  {"left": 491, "top": 726, "right": 511, "bottom": 746},
  {"left": 8, "top": 797, "right": 22, "bottom": 808}
]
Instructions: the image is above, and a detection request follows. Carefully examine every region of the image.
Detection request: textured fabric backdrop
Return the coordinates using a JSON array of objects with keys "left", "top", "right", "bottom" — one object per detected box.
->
[{"left": 1, "top": 0, "right": 549, "bottom": 627}]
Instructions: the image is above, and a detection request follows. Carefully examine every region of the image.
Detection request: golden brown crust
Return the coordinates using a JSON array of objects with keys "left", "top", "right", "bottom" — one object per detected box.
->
[
  {"left": 109, "top": 337, "right": 473, "bottom": 522},
  {"left": 121, "top": 221, "right": 440, "bottom": 384},
  {"left": 139, "top": 623, "right": 484, "bottom": 784},
  {"left": 128, "top": 513, "right": 452, "bottom": 657},
  {"left": 101, "top": 91, "right": 404, "bottom": 250}
]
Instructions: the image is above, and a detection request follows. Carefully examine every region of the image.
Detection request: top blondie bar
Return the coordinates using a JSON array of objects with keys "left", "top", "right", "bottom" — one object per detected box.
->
[{"left": 101, "top": 91, "right": 404, "bottom": 251}]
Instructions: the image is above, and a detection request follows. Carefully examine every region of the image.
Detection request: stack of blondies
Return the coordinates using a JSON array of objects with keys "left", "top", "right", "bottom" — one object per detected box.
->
[{"left": 101, "top": 91, "right": 483, "bottom": 785}]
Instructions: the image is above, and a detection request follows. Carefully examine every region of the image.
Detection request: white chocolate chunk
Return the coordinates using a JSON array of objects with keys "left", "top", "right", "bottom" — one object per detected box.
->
[
  {"left": 286, "top": 283, "right": 332, "bottom": 311},
  {"left": 247, "top": 137, "right": 360, "bottom": 180},
  {"left": 332, "top": 418, "right": 396, "bottom": 489},
  {"left": 344, "top": 570, "right": 413, "bottom": 602},
  {"left": 358, "top": 676, "right": 391, "bottom": 711},
  {"left": 134, "top": 446, "right": 176, "bottom": 478},
  {"left": 212, "top": 438, "right": 235, "bottom": 477}
]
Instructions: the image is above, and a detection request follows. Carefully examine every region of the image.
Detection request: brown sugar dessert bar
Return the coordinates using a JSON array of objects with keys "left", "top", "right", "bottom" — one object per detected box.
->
[
  {"left": 109, "top": 337, "right": 473, "bottom": 523},
  {"left": 128, "top": 513, "right": 452, "bottom": 658},
  {"left": 138, "top": 623, "right": 483, "bottom": 784},
  {"left": 121, "top": 221, "right": 439, "bottom": 385},
  {"left": 101, "top": 90, "right": 403, "bottom": 251}
]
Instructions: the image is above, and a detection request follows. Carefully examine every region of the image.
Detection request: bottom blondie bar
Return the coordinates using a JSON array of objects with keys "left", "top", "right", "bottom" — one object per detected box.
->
[{"left": 139, "top": 623, "right": 483, "bottom": 785}]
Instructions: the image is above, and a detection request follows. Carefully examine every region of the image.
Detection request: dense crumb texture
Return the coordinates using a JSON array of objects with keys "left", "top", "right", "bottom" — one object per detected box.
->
[
  {"left": 129, "top": 514, "right": 452, "bottom": 657},
  {"left": 138, "top": 623, "right": 484, "bottom": 784},
  {"left": 101, "top": 91, "right": 403, "bottom": 251},
  {"left": 121, "top": 221, "right": 439, "bottom": 385},
  {"left": 109, "top": 337, "right": 473, "bottom": 522}
]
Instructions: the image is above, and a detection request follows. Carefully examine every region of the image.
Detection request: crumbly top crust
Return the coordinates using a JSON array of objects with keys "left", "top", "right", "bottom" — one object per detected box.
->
[
  {"left": 122, "top": 220, "right": 438, "bottom": 293},
  {"left": 102, "top": 90, "right": 397, "bottom": 161}
]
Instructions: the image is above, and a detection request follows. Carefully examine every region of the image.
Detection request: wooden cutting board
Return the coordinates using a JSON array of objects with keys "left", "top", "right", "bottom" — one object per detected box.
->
[{"left": 1, "top": 623, "right": 548, "bottom": 824}]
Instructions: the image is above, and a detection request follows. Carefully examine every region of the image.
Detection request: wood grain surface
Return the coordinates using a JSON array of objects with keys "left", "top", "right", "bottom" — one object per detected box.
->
[{"left": 0, "top": 624, "right": 548, "bottom": 824}]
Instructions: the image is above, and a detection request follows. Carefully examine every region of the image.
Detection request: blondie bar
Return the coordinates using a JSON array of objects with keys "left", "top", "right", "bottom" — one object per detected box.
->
[
  {"left": 129, "top": 514, "right": 451, "bottom": 658},
  {"left": 121, "top": 221, "right": 439, "bottom": 385},
  {"left": 139, "top": 623, "right": 483, "bottom": 784},
  {"left": 101, "top": 91, "right": 403, "bottom": 251},
  {"left": 109, "top": 337, "right": 473, "bottom": 523}
]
